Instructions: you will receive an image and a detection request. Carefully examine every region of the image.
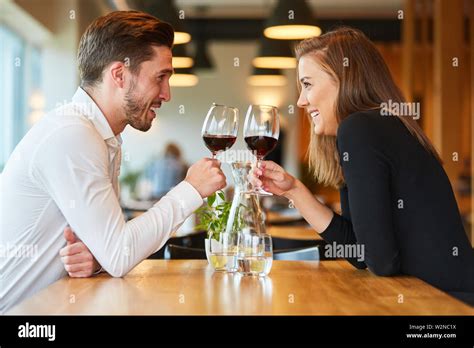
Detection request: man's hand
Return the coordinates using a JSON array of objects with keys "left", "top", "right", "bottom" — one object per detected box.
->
[
  {"left": 59, "top": 226, "right": 101, "bottom": 278},
  {"left": 185, "top": 158, "right": 227, "bottom": 198}
]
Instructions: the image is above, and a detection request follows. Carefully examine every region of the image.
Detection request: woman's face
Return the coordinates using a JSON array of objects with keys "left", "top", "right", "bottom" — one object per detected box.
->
[{"left": 297, "top": 55, "right": 339, "bottom": 136}]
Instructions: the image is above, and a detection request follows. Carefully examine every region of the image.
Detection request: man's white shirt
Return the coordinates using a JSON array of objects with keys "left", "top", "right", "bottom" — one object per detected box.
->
[{"left": 0, "top": 87, "right": 203, "bottom": 313}]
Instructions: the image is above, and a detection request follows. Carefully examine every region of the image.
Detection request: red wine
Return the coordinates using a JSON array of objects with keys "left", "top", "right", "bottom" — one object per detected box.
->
[
  {"left": 245, "top": 136, "right": 278, "bottom": 158},
  {"left": 203, "top": 134, "right": 237, "bottom": 153}
]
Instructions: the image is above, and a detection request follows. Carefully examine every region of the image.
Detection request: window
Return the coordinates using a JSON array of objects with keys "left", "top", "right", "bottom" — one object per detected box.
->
[{"left": 0, "top": 25, "right": 42, "bottom": 171}]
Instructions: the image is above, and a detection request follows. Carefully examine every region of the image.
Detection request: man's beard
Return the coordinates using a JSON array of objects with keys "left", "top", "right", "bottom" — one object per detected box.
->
[{"left": 123, "top": 80, "right": 153, "bottom": 132}]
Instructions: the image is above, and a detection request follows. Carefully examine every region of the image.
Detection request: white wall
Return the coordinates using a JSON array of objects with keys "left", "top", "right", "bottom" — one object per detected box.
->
[
  {"left": 13, "top": 0, "right": 79, "bottom": 111},
  {"left": 121, "top": 40, "right": 300, "bottom": 183},
  {"left": 10, "top": 0, "right": 301, "bottom": 183},
  {"left": 41, "top": 0, "right": 79, "bottom": 111}
]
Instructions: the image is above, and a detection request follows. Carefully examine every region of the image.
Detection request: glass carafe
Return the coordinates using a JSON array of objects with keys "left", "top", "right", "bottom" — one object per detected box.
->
[
  {"left": 225, "top": 162, "right": 273, "bottom": 276},
  {"left": 225, "top": 162, "right": 266, "bottom": 235}
]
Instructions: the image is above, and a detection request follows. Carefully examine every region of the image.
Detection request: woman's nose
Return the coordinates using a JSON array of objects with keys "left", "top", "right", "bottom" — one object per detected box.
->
[{"left": 297, "top": 92, "right": 308, "bottom": 108}]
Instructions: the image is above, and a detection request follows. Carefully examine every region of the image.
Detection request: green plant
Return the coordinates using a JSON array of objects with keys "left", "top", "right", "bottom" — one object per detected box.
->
[
  {"left": 194, "top": 190, "right": 245, "bottom": 240},
  {"left": 120, "top": 170, "right": 142, "bottom": 199}
]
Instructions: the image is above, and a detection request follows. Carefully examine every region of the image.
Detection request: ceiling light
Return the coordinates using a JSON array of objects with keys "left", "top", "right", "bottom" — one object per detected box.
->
[
  {"left": 264, "top": 0, "right": 321, "bottom": 40},
  {"left": 170, "top": 68, "right": 199, "bottom": 87},
  {"left": 248, "top": 68, "right": 287, "bottom": 86}
]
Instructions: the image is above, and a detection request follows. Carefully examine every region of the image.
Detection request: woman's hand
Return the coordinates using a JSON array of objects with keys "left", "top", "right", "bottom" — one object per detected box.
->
[{"left": 251, "top": 160, "right": 297, "bottom": 197}]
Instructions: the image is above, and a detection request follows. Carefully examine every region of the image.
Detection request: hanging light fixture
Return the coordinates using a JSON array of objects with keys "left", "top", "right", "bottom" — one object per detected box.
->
[
  {"left": 172, "top": 44, "right": 194, "bottom": 69},
  {"left": 170, "top": 67, "right": 198, "bottom": 87},
  {"left": 247, "top": 67, "right": 287, "bottom": 87},
  {"left": 127, "top": 0, "right": 191, "bottom": 45},
  {"left": 192, "top": 6, "right": 214, "bottom": 72},
  {"left": 264, "top": 0, "right": 321, "bottom": 40},
  {"left": 193, "top": 37, "right": 213, "bottom": 71},
  {"left": 252, "top": 36, "right": 296, "bottom": 69}
]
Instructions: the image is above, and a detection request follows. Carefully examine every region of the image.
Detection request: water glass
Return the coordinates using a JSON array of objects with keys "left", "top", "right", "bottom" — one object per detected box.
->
[{"left": 237, "top": 232, "right": 273, "bottom": 276}]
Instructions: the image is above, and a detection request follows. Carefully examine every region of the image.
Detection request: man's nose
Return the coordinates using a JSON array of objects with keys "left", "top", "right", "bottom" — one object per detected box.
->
[{"left": 160, "top": 82, "right": 171, "bottom": 102}]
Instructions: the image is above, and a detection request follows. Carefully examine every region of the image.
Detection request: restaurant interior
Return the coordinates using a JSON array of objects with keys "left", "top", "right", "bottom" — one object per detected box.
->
[{"left": 1, "top": 0, "right": 474, "bottom": 323}]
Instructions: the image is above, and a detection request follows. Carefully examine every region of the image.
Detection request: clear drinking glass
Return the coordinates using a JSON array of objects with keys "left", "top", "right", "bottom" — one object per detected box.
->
[
  {"left": 243, "top": 104, "right": 279, "bottom": 195},
  {"left": 208, "top": 232, "right": 239, "bottom": 273},
  {"left": 202, "top": 103, "right": 239, "bottom": 159},
  {"left": 237, "top": 231, "right": 273, "bottom": 277}
]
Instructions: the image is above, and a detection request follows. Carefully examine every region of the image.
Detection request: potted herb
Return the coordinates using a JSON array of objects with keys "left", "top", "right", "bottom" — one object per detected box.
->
[{"left": 194, "top": 190, "right": 245, "bottom": 263}]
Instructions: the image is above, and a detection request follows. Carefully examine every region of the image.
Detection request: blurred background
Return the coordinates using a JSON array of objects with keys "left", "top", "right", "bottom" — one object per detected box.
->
[{"left": 0, "top": 0, "right": 472, "bottom": 244}]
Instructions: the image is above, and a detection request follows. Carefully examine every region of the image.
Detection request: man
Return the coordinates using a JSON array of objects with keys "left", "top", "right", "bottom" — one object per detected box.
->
[{"left": 0, "top": 11, "right": 226, "bottom": 313}]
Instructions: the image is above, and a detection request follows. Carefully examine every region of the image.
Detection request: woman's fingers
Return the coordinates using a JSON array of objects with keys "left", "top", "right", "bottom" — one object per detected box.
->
[
  {"left": 261, "top": 177, "right": 283, "bottom": 195},
  {"left": 248, "top": 171, "right": 263, "bottom": 187},
  {"left": 261, "top": 169, "right": 285, "bottom": 182},
  {"left": 260, "top": 160, "right": 284, "bottom": 173},
  {"left": 250, "top": 161, "right": 288, "bottom": 194}
]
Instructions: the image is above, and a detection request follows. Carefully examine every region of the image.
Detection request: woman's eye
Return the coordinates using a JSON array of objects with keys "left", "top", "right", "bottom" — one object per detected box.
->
[{"left": 303, "top": 82, "right": 311, "bottom": 89}]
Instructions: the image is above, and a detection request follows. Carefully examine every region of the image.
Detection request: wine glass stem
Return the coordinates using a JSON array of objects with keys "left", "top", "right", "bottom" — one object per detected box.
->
[{"left": 255, "top": 157, "right": 263, "bottom": 191}]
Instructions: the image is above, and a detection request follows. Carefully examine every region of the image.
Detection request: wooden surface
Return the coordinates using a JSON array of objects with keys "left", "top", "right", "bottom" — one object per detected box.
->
[
  {"left": 8, "top": 260, "right": 473, "bottom": 315},
  {"left": 433, "top": 0, "right": 464, "bottom": 185},
  {"left": 266, "top": 225, "right": 322, "bottom": 241},
  {"left": 170, "top": 223, "right": 322, "bottom": 241}
]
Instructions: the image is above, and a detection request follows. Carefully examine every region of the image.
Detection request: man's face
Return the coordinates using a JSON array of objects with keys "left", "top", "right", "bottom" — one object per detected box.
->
[{"left": 123, "top": 46, "right": 173, "bottom": 132}]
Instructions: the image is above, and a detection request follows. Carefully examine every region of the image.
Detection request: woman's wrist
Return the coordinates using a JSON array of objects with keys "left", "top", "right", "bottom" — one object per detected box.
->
[{"left": 284, "top": 178, "right": 305, "bottom": 202}]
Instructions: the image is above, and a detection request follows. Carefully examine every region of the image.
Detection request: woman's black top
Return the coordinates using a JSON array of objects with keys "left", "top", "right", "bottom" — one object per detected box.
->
[{"left": 320, "top": 109, "right": 474, "bottom": 305}]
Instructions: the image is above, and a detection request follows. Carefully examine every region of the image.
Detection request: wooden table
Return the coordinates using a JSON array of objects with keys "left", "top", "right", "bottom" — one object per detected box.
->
[
  {"left": 8, "top": 260, "right": 473, "bottom": 315},
  {"left": 267, "top": 225, "right": 322, "bottom": 241}
]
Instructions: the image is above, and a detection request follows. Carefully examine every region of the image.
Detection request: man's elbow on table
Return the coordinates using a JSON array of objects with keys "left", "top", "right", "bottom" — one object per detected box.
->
[
  {"left": 100, "top": 257, "right": 137, "bottom": 278},
  {"left": 106, "top": 268, "right": 128, "bottom": 278},
  {"left": 60, "top": 227, "right": 134, "bottom": 279},
  {"left": 98, "top": 257, "right": 137, "bottom": 278}
]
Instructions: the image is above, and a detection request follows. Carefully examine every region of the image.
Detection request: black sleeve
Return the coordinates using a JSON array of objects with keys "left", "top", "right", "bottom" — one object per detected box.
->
[
  {"left": 321, "top": 213, "right": 368, "bottom": 269},
  {"left": 320, "top": 113, "right": 401, "bottom": 276}
]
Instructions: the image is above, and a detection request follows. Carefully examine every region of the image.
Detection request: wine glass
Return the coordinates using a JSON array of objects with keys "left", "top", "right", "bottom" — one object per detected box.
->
[
  {"left": 243, "top": 104, "right": 279, "bottom": 195},
  {"left": 202, "top": 103, "right": 239, "bottom": 159}
]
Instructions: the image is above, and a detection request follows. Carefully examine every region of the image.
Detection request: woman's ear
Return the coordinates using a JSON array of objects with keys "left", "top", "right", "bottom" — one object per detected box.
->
[{"left": 109, "top": 62, "right": 126, "bottom": 89}]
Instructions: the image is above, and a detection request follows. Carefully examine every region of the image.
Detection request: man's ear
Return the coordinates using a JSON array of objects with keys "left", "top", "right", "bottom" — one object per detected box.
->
[{"left": 109, "top": 61, "right": 126, "bottom": 89}]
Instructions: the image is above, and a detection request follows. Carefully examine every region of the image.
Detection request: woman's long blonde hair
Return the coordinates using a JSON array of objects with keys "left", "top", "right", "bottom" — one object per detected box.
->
[{"left": 295, "top": 27, "right": 441, "bottom": 188}]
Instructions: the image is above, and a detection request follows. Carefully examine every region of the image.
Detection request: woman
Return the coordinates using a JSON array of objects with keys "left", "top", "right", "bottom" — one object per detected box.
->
[{"left": 254, "top": 27, "right": 474, "bottom": 305}]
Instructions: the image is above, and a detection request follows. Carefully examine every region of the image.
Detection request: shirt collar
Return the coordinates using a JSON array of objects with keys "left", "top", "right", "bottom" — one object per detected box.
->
[{"left": 71, "top": 87, "right": 121, "bottom": 144}]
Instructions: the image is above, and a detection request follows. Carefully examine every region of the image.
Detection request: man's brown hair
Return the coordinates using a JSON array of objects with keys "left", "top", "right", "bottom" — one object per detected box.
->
[{"left": 78, "top": 10, "right": 174, "bottom": 88}]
